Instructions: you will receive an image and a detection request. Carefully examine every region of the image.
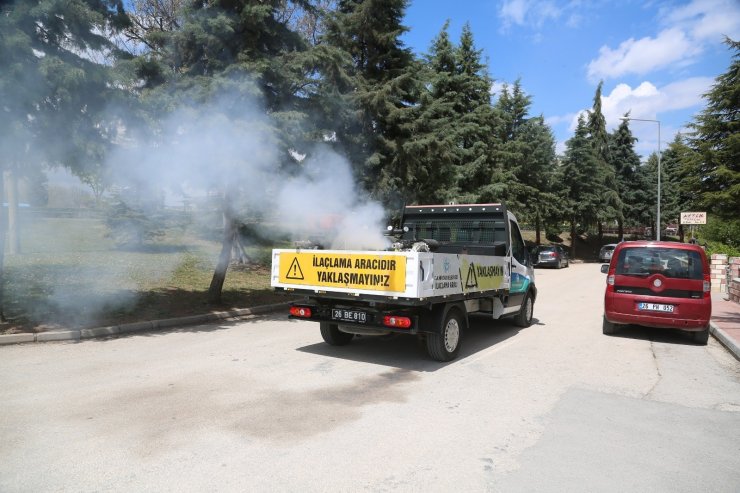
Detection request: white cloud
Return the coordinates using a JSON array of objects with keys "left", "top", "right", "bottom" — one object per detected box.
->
[
  {"left": 661, "top": 0, "right": 740, "bottom": 42},
  {"left": 500, "top": 0, "right": 529, "bottom": 25},
  {"left": 553, "top": 77, "right": 712, "bottom": 157},
  {"left": 598, "top": 77, "right": 713, "bottom": 126},
  {"left": 499, "top": 0, "right": 562, "bottom": 29},
  {"left": 587, "top": 28, "right": 700, "bottom": 81},
  {"left": 588, "top": 0, "right": 740, "bottom": 80},
  {"left": 489, "top": 80, "right": 507, "bottom": 97}
]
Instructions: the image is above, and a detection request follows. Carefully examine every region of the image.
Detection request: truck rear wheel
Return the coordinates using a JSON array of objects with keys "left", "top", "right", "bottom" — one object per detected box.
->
[
  {"left": 320, "top": 322, "right": 354, "bottom": 346},
  {"left": 426, "top": 309, "right": 463, "bottom": 362}
]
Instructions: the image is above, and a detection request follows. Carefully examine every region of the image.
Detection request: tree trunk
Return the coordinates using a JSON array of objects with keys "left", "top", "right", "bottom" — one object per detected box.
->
[
  {"left": 570, "top": 219, "right": 576, "bottom": 259},
  {"left": 208, "top": 217, "right": 237, "bottom": 303},
  {"left": 0, "top": 171, "right": 6, "bottom": 322},
  {"left": 535, "top": 211, "right": 541, "bottom": 245},
  {"left": 597, "top": 222, "right": 603, "bottom": 244},
  {"left": 208, "top": 189, "right": 238, "bottom": 304},
  {"left": 617, "top": 218, "right": 624, "bottom": 242},
  {"left": 679, "top": 224, "right": 685, "bottom": 243},
  {"left": 4, "top": 170, "right": 20, "bottom": 255}
]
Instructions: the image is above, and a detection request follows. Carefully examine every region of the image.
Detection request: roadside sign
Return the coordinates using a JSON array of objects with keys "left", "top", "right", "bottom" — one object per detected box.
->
[{"left": 680, "top": 212, "right": 707, "bottom": 225}]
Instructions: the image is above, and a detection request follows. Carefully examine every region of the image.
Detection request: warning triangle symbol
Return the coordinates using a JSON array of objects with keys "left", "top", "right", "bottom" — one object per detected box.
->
[
  {"left": 286, "top": 257, "right": 304, "bottom": 280},
  {"left": 465, "top": 263, "right": 478, "bottom": 289}
]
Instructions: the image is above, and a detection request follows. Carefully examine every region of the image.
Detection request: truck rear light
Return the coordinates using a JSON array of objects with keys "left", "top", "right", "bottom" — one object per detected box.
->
[
  {"left": 607, "top": 275, "right": 615, "bottom": 286},
  {"left": 383, "top": 315, "right": 411, "bottom": 329},
  {"left": 290, "top": 306, "right": 312, "bottom": 318}
]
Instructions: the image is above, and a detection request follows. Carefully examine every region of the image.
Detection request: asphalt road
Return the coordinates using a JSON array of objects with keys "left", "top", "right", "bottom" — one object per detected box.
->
[{"left": 1, "top": 264, "right": 739, "bottom": 492}]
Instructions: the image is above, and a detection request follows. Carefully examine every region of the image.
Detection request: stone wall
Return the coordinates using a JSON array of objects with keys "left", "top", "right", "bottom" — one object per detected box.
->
[
  {"left": 711, "top": 254, "right": 740, "bottom": 303},
  {"left": 728, "top": 257, "right": 740, "bottom": 303}
]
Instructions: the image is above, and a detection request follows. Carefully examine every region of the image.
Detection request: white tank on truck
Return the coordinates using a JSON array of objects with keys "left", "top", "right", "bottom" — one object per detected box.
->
[{"left": 271, "top": 203, "right": 536, "bottom": 361}]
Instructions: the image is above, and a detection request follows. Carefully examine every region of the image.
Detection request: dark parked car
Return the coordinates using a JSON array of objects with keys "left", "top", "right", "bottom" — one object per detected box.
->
[
  {"left": 531, "top": 245, "right": 569, "bottom": 269},
  {"left": 601, "top": 241, "right": 711, "bottom": 344},
  {"left": 599, "top": 243, "right": 617, "bottom": 263}
]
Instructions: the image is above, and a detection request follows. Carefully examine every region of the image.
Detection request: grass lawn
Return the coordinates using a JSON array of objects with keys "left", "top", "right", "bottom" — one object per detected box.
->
[{"left": 2, "top": 213, "right": 289, "bottom": 334}]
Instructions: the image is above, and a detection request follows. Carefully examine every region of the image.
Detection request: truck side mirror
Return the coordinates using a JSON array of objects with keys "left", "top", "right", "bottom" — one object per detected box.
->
[{"left": 600, "top": 264, "right": 609, "bottom": 274}]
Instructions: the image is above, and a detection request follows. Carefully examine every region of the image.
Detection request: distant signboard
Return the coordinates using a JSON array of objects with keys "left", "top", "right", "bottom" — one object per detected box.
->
[{"left": 680, "top": 212, "right": 707, "bottom": 225}]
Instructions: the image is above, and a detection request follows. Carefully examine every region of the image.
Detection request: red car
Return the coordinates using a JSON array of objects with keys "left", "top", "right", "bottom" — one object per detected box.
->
[{"left": 601, "top": 241, "right": 712, "bottom": 344}]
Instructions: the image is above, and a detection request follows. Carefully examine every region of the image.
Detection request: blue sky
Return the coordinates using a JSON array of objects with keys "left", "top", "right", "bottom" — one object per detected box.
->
[{"left": 400, "top": 0, "right": 740, "bottom": 157}]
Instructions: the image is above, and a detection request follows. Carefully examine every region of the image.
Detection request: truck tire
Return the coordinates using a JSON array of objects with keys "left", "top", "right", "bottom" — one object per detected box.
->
[
  {"left": 602, "top": 315, "right": 617, "bottom": 335},
  {"left": 691, "top": 327, "right": 709, "bottom": 345},
  {"left": 514, "top": 293, "right": 534, "bottom": 328},
  {"left": 320, "top": 322, "right": 354, "bottom": 346},
  {"left": 426, "top": 309, "right": 463, "bottom": 362}
]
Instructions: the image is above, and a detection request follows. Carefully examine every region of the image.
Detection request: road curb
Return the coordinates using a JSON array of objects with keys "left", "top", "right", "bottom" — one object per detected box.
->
[
  {"left": 0, "top": 302, "right": 291, "bottom": 346},
  {"left": 710, "top": 322, "right": 740, "bottom": 361}
]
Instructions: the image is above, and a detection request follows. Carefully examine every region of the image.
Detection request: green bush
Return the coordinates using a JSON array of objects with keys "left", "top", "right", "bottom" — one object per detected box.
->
[
  {"left": 698, "top": 218, "right": 740, "bottom": 248},
  {"left": 703, "top": 240, "right": 740, "bottom": 258},
  {"left": 696, "top": 218, "right": 740, "bottom": 257}
]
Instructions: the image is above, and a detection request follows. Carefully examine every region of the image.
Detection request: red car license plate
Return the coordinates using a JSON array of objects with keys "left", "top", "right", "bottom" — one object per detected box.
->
[{"left": 637, "top": 302, "right": 674, "bottom": 313}]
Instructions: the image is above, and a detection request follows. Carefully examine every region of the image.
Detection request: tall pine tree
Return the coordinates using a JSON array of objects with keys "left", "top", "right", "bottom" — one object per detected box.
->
[
  {"left": 560, "top": 115, "right": 604, "bottom": 257},
  {"left": 587, "top": 81, "right": 621, "bottom": 242},
  {"left": 609, "top": 115, "right": 644, "bottom": 239},
  {"left": 684, "top": 37, "right": 740, "bottom": 220},
  {"left": 131, "top": 0, "right": 318, "bottom": 301},
  {"left": 323, "top": 0, "right": 419, "bottom": 204}
]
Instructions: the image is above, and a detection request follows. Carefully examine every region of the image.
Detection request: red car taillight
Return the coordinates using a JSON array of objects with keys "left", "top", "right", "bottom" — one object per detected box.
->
[
  {"left": 290, "top": 306, "right": 312, "bottom": 318},
  {"left": 703, "top": 274, "right": 711, "bottom": 297},
  {"left": 383, "top": 315, "right": 411, "bottom": 329},
  {"left": 607, "top": 274, "right": 615, "bottom": 286}
]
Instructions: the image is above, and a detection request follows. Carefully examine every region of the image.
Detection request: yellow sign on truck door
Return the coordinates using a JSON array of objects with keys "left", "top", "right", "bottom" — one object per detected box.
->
[{"left": 278, "top": 252, "right": 407, "bottom": 292}]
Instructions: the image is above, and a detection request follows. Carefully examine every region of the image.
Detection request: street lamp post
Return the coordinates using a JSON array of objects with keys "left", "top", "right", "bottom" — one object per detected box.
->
[{"left": 620, "top": 117, "right": 661, "bottom": 241}]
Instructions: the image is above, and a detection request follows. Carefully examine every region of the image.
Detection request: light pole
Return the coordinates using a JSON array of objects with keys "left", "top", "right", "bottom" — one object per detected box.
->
[{"left": 620, "top": 117, "right": 661, "bottom": 240}]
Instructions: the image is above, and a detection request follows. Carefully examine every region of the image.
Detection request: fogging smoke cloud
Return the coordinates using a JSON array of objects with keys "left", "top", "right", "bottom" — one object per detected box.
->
[
  {"left": 109, "top": 98, "right": 279, "bottom": 208},
  {"left": 274, "top": 148, "right": 390, "bottom": 250},
  {"left": 19, "top": 90, "right": 390, "bottom": 328},
  {"left": 110, "top": 92, "right": 389, "bottom": 250}
]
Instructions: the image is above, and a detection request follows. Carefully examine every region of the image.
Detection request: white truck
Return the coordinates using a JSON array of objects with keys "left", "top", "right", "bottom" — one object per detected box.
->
[{"left": 271, "top": 203, "right": 536, "bottom": 361}]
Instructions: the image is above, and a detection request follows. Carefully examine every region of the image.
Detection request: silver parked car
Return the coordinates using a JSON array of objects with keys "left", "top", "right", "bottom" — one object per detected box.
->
[
  {"left": 531, "top": 245, "right": 569, "bottom": 269},
  {"left": 599, "top": 243, "right": 617, "bottom": 263}
]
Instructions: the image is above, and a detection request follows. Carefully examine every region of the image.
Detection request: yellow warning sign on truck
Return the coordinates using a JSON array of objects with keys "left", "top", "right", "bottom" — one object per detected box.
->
[{"left": 278, "top": 252, "right": 407, "bottom": 292}]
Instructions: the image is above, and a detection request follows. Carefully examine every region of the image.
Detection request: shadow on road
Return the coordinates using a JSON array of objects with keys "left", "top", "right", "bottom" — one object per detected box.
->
[
  {"left": 296, "top": 314, "right": 537, "bottom": 372},
  {"left": 606, "top": 324, "right": 705, "bottom": 346}
]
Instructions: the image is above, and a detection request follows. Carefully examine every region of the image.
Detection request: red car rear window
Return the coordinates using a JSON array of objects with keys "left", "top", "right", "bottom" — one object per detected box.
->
[{"left": 615, "top": 247, "right": 704, "bottom": 279}]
